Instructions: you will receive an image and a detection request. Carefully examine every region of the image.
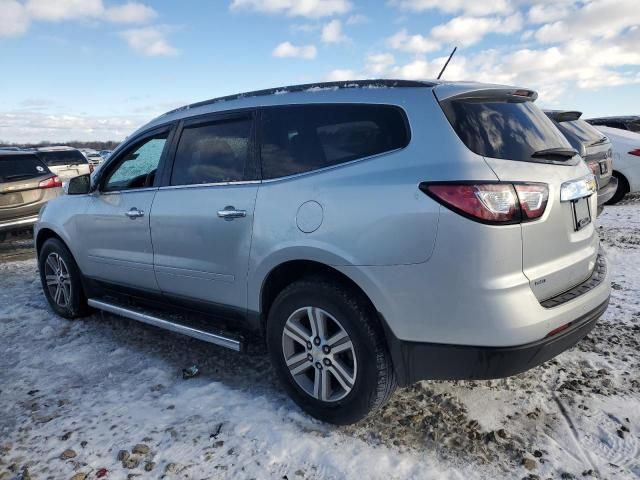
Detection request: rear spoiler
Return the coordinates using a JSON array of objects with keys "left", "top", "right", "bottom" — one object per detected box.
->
[
  {"left": 434, "top": 84, "right": 538, "bottom": 103},
  {"left": 545, "top": 111, "right": 582, "bottom": 123}
]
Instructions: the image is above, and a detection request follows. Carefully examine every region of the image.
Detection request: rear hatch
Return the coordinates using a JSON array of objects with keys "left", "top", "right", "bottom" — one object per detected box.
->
[
  {"left": 436, "top": 86, "right": 599, "bottom": 302},
  {"left": 37, "top": 149, "right": 89, "bottom": 179},
  {"left": 0, "top": 154, "right": 55, "bottom": 221}
]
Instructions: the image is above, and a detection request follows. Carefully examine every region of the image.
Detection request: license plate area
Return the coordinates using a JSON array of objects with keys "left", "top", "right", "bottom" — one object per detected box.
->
[
  {"left": 572, "top": 196, "right": 591, "bottom": 231},
  {"left": 599, "top": 160, "right": 608, "bottom": 175},
  {"left": 0, "top": 192, "right": 23, "bottom": 207}
]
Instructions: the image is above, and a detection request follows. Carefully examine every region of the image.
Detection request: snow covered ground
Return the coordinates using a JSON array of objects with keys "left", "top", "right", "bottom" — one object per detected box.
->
[{"left": 1, "top": 196, "right": 639, "bottom": 480}]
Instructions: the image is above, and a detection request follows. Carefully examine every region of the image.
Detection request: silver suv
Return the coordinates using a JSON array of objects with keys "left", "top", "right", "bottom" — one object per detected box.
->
[{"left": 35, "top": 80, "right": 611, "bottom": 424}]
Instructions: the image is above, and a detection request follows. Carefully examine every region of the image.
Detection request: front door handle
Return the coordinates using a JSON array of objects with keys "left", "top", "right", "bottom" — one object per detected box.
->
[
  {"left": 217, "top": 206, "right": 247, "bottom": 220},
  {"left": 125, "top": 207, "right": 145, "bottom": 219}
]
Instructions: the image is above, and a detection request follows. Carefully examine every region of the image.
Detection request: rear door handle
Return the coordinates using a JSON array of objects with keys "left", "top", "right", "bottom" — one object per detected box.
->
[
  {"left": 217, "top": 206, "right": 246, "bottom": 220},
  {"left": 125, "top": 207, "right": 145, "bottom": 219}
]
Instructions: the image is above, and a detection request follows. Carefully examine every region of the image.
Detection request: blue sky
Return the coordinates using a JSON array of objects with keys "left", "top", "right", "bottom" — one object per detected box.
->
[{"left": 1, "top": 0, "right": 639, "bottom": 142}]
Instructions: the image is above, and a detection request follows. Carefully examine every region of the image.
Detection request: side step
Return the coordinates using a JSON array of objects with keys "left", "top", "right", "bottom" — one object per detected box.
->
[{"left": 87, "top": 298, "right": 243, "bottom": 352}]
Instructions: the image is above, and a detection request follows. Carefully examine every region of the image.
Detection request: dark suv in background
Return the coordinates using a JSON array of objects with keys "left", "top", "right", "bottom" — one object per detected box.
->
[
  {"left": 0, "top": 151, "right": 62, "bottom": 241},
  {"left": 545, "top": 110, "right": 617, "bottom": 214},
  {"left": 587, "top": 116, "right": 640, "bottom": 133}
]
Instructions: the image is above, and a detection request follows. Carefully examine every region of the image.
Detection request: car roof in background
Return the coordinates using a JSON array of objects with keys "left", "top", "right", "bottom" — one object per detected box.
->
[
  {"left": 0, "top": 150, "right": 41, "bottom": 158},
  {"left": 587, "top": 115, "right": 640, "bottom": 122},
  {"left": 35, "top": 146, "right": 79, "bottom": 152}
]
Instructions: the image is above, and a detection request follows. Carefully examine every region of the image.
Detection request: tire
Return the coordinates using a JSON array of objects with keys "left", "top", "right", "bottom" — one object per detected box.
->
[
  {"left": 605, "top": 172, "right": 630, "bottom": 205},
  {"left": 38, "top": 238, "right": 91, "bottom": 319},
  {"left": 267, "top": 277, "right": 396, "bottom": 425}
]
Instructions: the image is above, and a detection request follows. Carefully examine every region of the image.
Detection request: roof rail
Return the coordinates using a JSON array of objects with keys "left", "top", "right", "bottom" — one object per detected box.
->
[{"left": 164, "top": 79, "right": 436, "bottom": 116}]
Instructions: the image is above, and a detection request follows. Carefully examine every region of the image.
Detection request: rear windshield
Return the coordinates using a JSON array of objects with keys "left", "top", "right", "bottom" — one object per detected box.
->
[
  {"left": 441, "top": 99, "right": 571, "bottom": 162},
  {"left": 626, "top": 121, "right": 640, "bottom": 133},
  {"left": 556, "top": 119, "right": 605, "bottom": 145},
  {"left": 0, "top": 155, "right": 50, "bottom": 182},
  {"left": 37, "top": 150, "right": 88, "bottom": 166}
]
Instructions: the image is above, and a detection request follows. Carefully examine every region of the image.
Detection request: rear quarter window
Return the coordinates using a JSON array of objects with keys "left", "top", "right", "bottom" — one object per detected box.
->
[
  {"left": 260, "top": 104, "right": 410, "bottom": 179},
  {"left": 441, "top": 99, "right": 571, "bottom": 162}
]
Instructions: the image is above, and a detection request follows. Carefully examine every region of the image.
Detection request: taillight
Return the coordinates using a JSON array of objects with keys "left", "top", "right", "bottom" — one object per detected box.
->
[
  {"left": 514, "top": 184, "right": 548, "bottom": 220},
  {"left": 420, "top": 182, "right": 549, "bottom": 224},
  {"left": 39, "top": 176, "right": 62, "bottom": 189},
  {"left": 629, "top": 149, "right": 640, "bottom": 157},
  {"left": 587, "top": 161, "right": 599, "bottom": 176}
]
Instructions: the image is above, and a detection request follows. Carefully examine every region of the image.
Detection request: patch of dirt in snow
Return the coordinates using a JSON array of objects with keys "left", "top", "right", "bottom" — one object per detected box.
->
[{"left": 1, "top": 197, "right": 640, "bottom": 479}]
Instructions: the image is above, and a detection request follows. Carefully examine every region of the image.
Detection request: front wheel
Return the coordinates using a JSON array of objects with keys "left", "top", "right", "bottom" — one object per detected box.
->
[
  {"left": 38, "top": 238, "right": 91, "bottom": 319},
  {"left": 267, "top": 278, "right": 396, "bottom": 424}
]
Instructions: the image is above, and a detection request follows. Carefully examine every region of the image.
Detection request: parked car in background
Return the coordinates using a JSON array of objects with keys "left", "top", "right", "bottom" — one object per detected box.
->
[
  {"left": 592, "top": 125, "right": 640, "bottom": 204},
  {"left": 35, "top": 80, "right": 610, "bottom": 424},
  {"left": 0, "top": 146, "right": 22, "bottom": 151},
  {"left": 587, "top": 116, "right": 640, "bottom": 133},
  {"left": 545, "top": 110, "right": 617, "bottom": 214},
  {"left": 0, "top": 151, "right": 62, "bottom": 242},
  {"left": 85, "top": 151, "right": 104, "bottom": 169},
  {"left": 34, "top": 146, "right": 92, "bottom": 181},
  {"left": 99, "top": 150, "right": 112, "bottom": 161}
]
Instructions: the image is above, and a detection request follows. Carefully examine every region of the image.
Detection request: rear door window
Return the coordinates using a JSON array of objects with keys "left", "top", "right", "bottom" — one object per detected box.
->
[
  {"left": 170, "top": 117, "right": 253, "bottom": 186},
  {"left": 37, "top": 150, "right": 88, "bottom": 166},
  {"left": 441, "top": 99, "right": 571, "bottom": 161},
  {"left": 260, "top": 104, "right": 409, "bottom": 179},
  {"left": 0, "top": 154, "right": 50, "bottom": 182}
]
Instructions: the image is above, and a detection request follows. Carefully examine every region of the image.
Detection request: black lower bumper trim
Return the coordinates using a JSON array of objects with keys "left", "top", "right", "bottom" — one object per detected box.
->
[{"left": 386, "top": 298, "right": 609, "bottom": 387}]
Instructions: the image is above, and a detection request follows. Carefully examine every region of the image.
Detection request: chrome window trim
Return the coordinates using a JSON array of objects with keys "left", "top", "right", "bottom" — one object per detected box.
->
[
  {"left": 157, "top": 180, "right": 261, "bottom": 191},
  {"left": 97, "top": 187, "right": 159, "bottom": 196}
]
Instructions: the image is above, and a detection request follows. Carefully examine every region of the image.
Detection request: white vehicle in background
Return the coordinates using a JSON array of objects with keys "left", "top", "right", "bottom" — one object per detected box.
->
[
  {"left": 34, "top": 146, "right": 92, "bottom": 181},
  {"left": 594, "top": 126, "right": 640, "bottom": 204}
]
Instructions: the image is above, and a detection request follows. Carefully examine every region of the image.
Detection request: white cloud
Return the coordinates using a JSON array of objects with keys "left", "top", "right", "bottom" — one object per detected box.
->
[
  {"left": 388, "top": 29, "right": 439, "bottom": 54},
  {"left": 321, "top": 19, "right": 348, "bottom": 43},
  {"left": 1, "top": 0, "right": 157, "bottom": 38},
  {"left": 389, "top": 0, "right": 512, "bottom": 16},
  {"left": 534, "top": 0, "right": 640, "bottom": 43},
  {"left": 120, "top": 27, "right": 178, "bottom": 56},
  {"left": 272, "top": 41, "right": 317, "bottom": 59},
  {"left": 104, "top": 2, "right": 157, "bottom": 23},
  {"left": 230, "top": 0, "right": 351, "bottom": 18},
  {"left": 366, "top": 53, "right": 395, "bottom": 75},
  {"left": 25, "top": 0, "right": 104, "bottom": 21},
  {"left": 0, "top": 0, "right": 30, "bottom": 37},
  {"left": 325, "top": 68, "right": 356, "bottom": 81},
  {"left": 527, "top": 3, "right": 571, "bottom": 24},
  {"left": 431, "top": 13, "right": 523, "bottom": 47}
]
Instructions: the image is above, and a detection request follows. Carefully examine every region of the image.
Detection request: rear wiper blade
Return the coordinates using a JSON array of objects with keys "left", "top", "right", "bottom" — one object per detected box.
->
[
  {"left": 531, "top": 147, "right": 578, "bottom": 159},
  {"left": 588, "top": 137, "right": 608, "bottom": 147}
]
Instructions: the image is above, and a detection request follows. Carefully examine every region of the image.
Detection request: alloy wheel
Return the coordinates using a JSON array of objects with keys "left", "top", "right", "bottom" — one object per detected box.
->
[
  {"left": 281, "top": 306, "right": 357, "bottom": 402},
  {"left": 44, "top": 252, "right": 72, "bottom": 308}
]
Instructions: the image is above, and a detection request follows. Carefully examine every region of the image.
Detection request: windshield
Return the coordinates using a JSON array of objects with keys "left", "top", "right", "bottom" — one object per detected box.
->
[
  {"left": 37, "top": 150, "right": 88, "bottom": 166},
  {"left": 556, "top": 119, "right": 605, "bottom": 144},
  {"left": 0, "top": 155, "right": 50, "bottom": 182},
  {"left": 441, "top": 98, "right": 572, "bottom": 162}
]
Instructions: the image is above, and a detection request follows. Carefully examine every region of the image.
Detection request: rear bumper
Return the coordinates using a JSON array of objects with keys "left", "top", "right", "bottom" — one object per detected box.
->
[
  {"left": 597, "top": 176, "right": 618, "bottom": 207},
  {"left": 387, "top": 298, "right": 609, "bottom": 386},
  {"left": 0, "top": 214, "right": 39, "bottom": 233}
]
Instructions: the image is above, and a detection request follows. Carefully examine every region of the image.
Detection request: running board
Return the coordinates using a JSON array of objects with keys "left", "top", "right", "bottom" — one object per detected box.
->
[{"left": 87, "top": 298, "right": 243, "bottom": 352}]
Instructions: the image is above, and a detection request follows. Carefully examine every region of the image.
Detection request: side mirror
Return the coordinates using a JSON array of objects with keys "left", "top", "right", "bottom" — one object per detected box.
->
[{"left": 66, "top": 174, "right": 91, "bottom": 195}]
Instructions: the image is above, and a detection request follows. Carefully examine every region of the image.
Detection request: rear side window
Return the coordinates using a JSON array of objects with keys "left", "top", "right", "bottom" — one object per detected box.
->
[
  {"left": 441, "top": 99, "right": 571, "bottom": 161},
  {"left": 0, "top": 154, "right": 50, "bottom": 182},
  {"left": 260, "top": 104, "right": 409, "bottom": 179},
  {"left": 556, "top": 120, "right": 605, "bottom": 144},
  {"left": 37, "top": 150, "right": 88, "bottom": 166},
  {"left": 171, "top": 118, "right": 253, "bottom": 186}
]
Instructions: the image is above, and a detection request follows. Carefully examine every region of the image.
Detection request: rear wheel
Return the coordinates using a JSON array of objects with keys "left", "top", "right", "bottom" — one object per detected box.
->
[
  {"left": 267, "top": 277, "right": 396, "bottom": 424},
  {"left": 605, "top": 172, "right": 630, "bottom": 205},
  {"left": 38, "top": 238, "right": 91, "bottom": 319}
]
